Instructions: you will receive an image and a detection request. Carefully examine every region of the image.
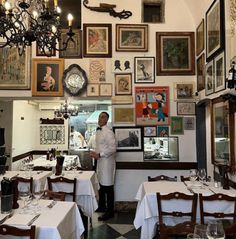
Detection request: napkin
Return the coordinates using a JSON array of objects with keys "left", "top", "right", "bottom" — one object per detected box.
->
[{"left": 5, "top": 213, "right": 38, "bottom": 225}]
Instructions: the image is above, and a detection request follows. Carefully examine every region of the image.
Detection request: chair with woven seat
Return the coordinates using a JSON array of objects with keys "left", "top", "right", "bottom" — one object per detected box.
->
[
  {"left": 14, "top": 176, "right": 33, "bottom": 193},
  {"left": 0, "top": 225, "right": 36, "bottom": 239},
  {"left": 156, "top": 191, "right": 198, "bottom": 239},
  {"left": 42, "top": 190, "right": 66, "bottom": 201},
  {"left": 148, "top": 175, "right": 177, "bottom": 182}
]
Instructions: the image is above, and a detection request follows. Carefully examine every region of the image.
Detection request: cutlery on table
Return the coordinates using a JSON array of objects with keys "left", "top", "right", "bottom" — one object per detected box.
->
[
  {"left": 27, "top": 214, "right": 41, "bottom": 226},
  {"left": 0, "top": 212, "right": 14, "bottom": 224}
]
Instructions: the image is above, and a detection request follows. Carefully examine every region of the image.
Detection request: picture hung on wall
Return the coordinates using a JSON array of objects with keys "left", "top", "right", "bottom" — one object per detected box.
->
[
  {"left": 83, "top": 23, "right": 112, "bottom": 57},
  {"left": 206, "top": 0, "right": 225, "bottom": 61},
  {"left": 171, "top": 116, "right": 184, "bottom": 135},
  {"left": 197, "top": 53, "right": 205, "bottom": 92},
  {"left": 32, "top": 58, "right": 64, "bottom": 97},
  {"left": 99, "top": 83, "right": 112, "bottom": 96},
  {"left": 205, "top": 60, "right": 214, "bottom": 96},
  {"left": 40, "top": 125, "right": 65, "bottom": 144},
  {"left": 134, "top": 57, "right": 155, "bottom": 83},
  {"left": 0, "top": 45, "right": 31, "bottom": 89},
  {"left": 113, "top": 126, "right": 143, "bottom": 151},
  {"left": 196, "top": 19, "right": 205, "bottom": 56},
  {"left": 174, "top": 82, "right": 195, "bottom": 101},
  {"left": 184, "top": 117, "right": 195, "bottom": 130},
  {"left": 214, "top": 51, "right": 225, "bottom": 93},
  {"left": 111, "top": 58, "right": 133, "bottom": 73},
  {"left": 87, "top": 83, "right": 99, "bottom": 97},
  {"left": 111, "top": 95, "right": 133, "bottom": 105},
  {"left": 115, "top": 73, "right": 132, "bottom": 95},
  {"left": 177, "top": 102, "right": 196, "bottom": 115},
  {"left": 144, "top": 126, "right": 157, "bottom": 137},
  {"left": 113, "top": 105, "right": 135, "bottom": 125},
  {"left": 116, "top": 24, "right": 148, "bottom": 52},
  {"left": 156, "top": 32, "right": 195, "bottom": 75},
  {"left": 89, "top": 59, "right": 106, "bottom": 83},
  {"left": 135, "top": 86, "right": 170, "bottom": 126},
  {"left": 157, "top": 126, "right": 169, "bottom": 137}
]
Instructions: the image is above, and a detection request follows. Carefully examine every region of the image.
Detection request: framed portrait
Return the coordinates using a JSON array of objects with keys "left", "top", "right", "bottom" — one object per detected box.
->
[
  {"left": 113, "top": 126, "right": 143, "bottom": 151},
  {"left": 100, "top": 83, "right": 112, "bottom": 96},
  {"left": 174, "top": 82, "right": 195, "bottom": 101},
  {"left": 171, "top": 116, "right": 184, "bottom": 135},
  {"left": 83, "top": 23, "right": 112, "bottom": 58},
  {"left": 144, "top": 126, "right": 157, "bottom": 137},
  {"left": 115, "top": 73, "right": 132, "bottom": 95},
  {"left": 89, "top": 59, "right": 106, "bottom": 83},
  {"left": 197, "top": 53, "right": 205, "bottom": 92},
  {"left": 32, "top": 58, "right": 64, "bottom": 97},
  {"left": 157, "top": 126, "right": 169, "bottom": 137},
  {"left": 36, "top": 43, "right": 56, "bottom": 57},
  {"left": 184, "top": 117, "right": 195, "bottom": 130},
  {"left": 196, "top": 19, "right": 205, "bottom": 56},
  {"left": 111, "top": 58, "right": 133, "bottom": 73},
  {"left": 156, "top": 32, "right": 195, "bottom": 75},
  {"left": 86, "top": 83, "right": 99, "bottom": 97},
  {"left": 135, "top": 86, "right": 170, "bottom": 126},
  {"left": 206, "top": 0, "right": 225, "bottom": 61},
  {"left": 0, "top": 46, "right": 31, "bottom": 89},
  {"left": 134, "top": 57, "right": 155, "bottom": 83},
  {"left": 113, "top": 105, "right": 135, "bottom": 125},
  {"left": 205, "top": 60, "right": 214, "bottom": 96},
  {"left": 59, "top": 29, "right": 82, "bottom": 58},
  {"left": 214, "top": 51, "right": 225, "bottom": 93},
  {"left": 116, "top": 24, "right": 148, "bottom": 52},
  {"left": 177, "top": 102, "right": 196, "bottom": 115}
]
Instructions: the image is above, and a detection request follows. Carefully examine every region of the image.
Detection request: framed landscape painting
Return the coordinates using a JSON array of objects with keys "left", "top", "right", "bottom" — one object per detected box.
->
[
  {"left": 174, "top": 82, "right": 195, "bottom": 101},
  {"left": 177, "top": 102, "right": 196, "bottom": 115},
  {"left": 113, "top": 105, "right": 135, "bottom": 125},
  {"left": 171, "top": 116, "right": 184, "bottom": 135},
  {"left": 214, "top": 51, "right": 225, "bottom": 93}
]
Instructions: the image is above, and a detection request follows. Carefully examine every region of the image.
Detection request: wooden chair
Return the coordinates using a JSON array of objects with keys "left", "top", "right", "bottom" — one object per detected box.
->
[
  {"left": 148, "top": 175, "right": 177, "bottom": 182},
  {"left": 33, "top": 166, "right": 52, "bottom": 171},
  {"left": 156, "top": 191, "right": 198, "bottom": 239},
  {"left": 0, "top": 225, "right": 36, "bottom": 239},
  {"left": 199, "top": 193, "right": 236, "bottom": 238},
  {"left": 42, "top": 190, "right": 66, "bottom": 201},
  {"left": 14, "top": 176, "right": 33, "bottom": 193}
]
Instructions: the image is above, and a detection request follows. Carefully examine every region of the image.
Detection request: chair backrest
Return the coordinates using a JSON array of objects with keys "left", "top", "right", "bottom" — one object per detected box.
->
[
  {"left": 33, "top": 166, "right": 52, "bottom": 171},
  {"left": 14, "top": 176, "right": 33, "bottom": 193},
  {"left": 0, "top": 225, "right": 36, "bottom": 239},
  {"left": 148, "top": 175, "right": 177, "bottom": 182},
  {"left": 43, "top": 190, "right": 66, "bottom": 201},
  {"left": 156, "top": 191, "right": 198, "bottom": 239},
  {"left": 47, "top": 176, "right": 77, "bottom": 202}
]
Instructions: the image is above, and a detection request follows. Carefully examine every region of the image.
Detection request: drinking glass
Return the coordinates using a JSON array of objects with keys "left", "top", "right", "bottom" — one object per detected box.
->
[
  {"left": 18, "top": 186, "right": 30, "bottom": 213},
  {"left": 206, "top": 220, "right": 225, "bottom": 239},
  {"left": 198, "top": 168, "right": 207, "bottom": 183},
  {"left": 194, "top": 224, "right": 207, "bottom": 239},
  {"left": 189, "top": 169, "right": 198, "bottom": 182},
  {"left": 187, "top": 233, "right": 200, "bottom": 239}
]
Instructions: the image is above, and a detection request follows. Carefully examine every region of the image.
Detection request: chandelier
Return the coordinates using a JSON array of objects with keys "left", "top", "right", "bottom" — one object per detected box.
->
[
  {"left": 54, "top": 100, "right": 79, "bottom": 119},
  {"left": 0, "top": 0, "right": 75, "bottom": 56}
]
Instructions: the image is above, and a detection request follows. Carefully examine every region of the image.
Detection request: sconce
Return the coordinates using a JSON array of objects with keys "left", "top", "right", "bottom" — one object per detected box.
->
[{"left": 226, "top": 61, "right": 236, "bottom": 89}]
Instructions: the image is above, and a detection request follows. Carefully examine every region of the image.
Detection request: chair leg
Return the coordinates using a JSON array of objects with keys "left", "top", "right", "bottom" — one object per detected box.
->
[{"left": 89, "top": 217, "right": 92, "bottom": 227}]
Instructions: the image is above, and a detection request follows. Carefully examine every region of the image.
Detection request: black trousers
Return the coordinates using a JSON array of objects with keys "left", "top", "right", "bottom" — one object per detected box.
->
[{"left": 98, "top": 184, "right": 114, "bottom": 214}]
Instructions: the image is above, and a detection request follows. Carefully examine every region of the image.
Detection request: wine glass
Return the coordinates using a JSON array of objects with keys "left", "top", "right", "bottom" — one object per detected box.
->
[
  {"left": 206, "top": 220, "right": 225, "bottom": 239},
  {"left": 198, "top": 168, "right": 207, "bottom": 183},
  {"left": 18, "top": 186, "right": 30, "bottom": 213},
  {"left": 187, "top": 233, "right": 200, "bottom": 239},
  {"left": 189, "top": 169, "right": 198, "bottom": 183},
  {"left": 194, "top": 224, "right": 207, "bottom": 239}
]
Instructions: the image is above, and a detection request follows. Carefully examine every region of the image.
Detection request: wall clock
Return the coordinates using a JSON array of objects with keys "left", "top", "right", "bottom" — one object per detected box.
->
[{"left": 62, "top": 64, "right": 88, "bottom": 96}]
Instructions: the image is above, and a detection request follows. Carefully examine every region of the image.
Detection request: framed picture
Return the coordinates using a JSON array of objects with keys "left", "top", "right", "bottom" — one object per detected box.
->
[
  {"left": 32, "top": 58, "right": 64, "bottom": 97},
  {"left": 59, "top": 29, "right": 82, "bottom": 58},
  {"left": 171, "top": 116, "right": 184, "bottom": 135},
  {"left": 144, "top": 126, "right": 157, "bottom": 137},
  {"left": 157, "top": 126, "right": 169, "bottom": 137},
  {"left": 196, "top": 19, "right": 205, "bottom": 56},
  {"left": 135, "top": 86, "right": 170, "bottom": 126},
  {"left": 134, "top": 57, "right": 155, "bottom": 83},
  {"left": 184, "top": 117, "right": 195, "bottom": 130},
  {"left": 113, "top": 105, "right": 135, "bottom": 125},
  {"left": 111, "top": 58, "right": 133, "bottom": 73},
  {"left": 116, "top": 24, "right": 148, "bottom": 52},
  {"left": 40, "top": 125, "right": 65, "bottom": 144},
  {"left": 115, "top": 73, "right": 132, "bottom": 95},
  {"left": 156, "top": 32, "right": 195, "bottom": 75},
  {"left": 111, "top": 96, "right": 133, "bottom": 105},
  {"left": 177, "top": 102, "right": 196, "bottom": 115},
  {"left": 205, "top": 60, "right": 214, "bottom": 96},
  {"left": 206, "top": 0, "right": 225, "bottom": 61},
  {"left": 89, "top": 59, "right": 106, "bottom": 83},
  {"left": 86, "top": 83, "right": 99, "bottom": 96},
  {"left": 100, "top": 83, "right": 112, "bottom": 96},
  {"left": 113, "top": 126, "right": 143, "bottom": 151},
  {"left": 197, "top": 53, "right": 205, "bottom": 92},
  {"left": 214, "top": 51, "right": 225, "bottom": 93},
  {"left": 0, "top": 46, "right": 31, "bottom": 89},
  {"left": 83, "top": 23, "right": 112, "bottom": 57},
  {"left": 174, "top": 82, "right": 195, "bottom": 101},
  {"left": 36, "top": 43, "right": 56, "bottom": 57}
]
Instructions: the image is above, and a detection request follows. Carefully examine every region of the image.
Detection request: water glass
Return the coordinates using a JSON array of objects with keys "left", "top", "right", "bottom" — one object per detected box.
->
[
  {"left": 189, "top": 169, "right": 198, "bottom": 182},
  {"left": 206, "top": 220, "right": 225, "bottom": 239},
  {"left": 198, "top": 168, "right": 207, "bottom": 183},
  {"left": 187, "top": 233, "right": 200, "bottom": 239},
  {"left": 194, "top": 224, "right": 207, "bottom": 238}
]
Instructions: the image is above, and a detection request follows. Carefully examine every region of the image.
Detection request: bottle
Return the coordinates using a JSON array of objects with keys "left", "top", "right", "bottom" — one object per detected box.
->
[
  {"left": 46, "top": 148, "right": 50, "bottom": 160},
  {"left": 227, "top": 61, "right": 235, "bottom": 89}
]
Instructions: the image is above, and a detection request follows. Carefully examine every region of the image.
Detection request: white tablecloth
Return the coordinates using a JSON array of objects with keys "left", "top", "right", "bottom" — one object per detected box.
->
[{"left": 133, "top": 181, "right": 236, "bottom": 239}]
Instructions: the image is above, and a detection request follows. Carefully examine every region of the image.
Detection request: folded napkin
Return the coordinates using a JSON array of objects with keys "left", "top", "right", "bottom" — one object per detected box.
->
[{"left": 5, "top": 213, "right": 38, "bottom": 225}]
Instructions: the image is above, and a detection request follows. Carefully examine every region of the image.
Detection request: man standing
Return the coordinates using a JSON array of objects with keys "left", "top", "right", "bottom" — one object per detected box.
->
[{"left": 90, "top": 112, "right": 116, "bottom": 221}]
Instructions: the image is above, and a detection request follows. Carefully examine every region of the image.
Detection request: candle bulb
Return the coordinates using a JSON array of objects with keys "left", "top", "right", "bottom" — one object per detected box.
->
[
  {"left": 67, "top": 13, "right": 73, "bottom": 27},
  {"left": 54, "top": 0, "right": 58, "bottom": 7}
]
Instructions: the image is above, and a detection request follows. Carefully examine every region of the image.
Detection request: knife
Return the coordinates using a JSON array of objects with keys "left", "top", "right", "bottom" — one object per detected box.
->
[
  {"left": 0, "top": 212, "right": 14, "bottom": 224},
  {"left": 27, "top": 214, "right": 41, "bottom": 226}
]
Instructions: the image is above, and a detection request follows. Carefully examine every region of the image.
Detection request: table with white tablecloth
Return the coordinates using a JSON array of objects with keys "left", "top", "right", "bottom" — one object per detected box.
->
[{"left": 133, "top": 181, "right": 236, "bottom": 239}]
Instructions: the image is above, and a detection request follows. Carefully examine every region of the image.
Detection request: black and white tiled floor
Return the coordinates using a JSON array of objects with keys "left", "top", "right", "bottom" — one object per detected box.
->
[{"left": 87, "top": 211, "right": 141, "bottom": 239}]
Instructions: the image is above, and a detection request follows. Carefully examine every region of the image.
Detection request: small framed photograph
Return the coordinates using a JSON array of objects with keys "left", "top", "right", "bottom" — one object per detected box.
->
[
  {"left": 171, "top": 116, "right": 184, "bottom": 135},
  {"left": 197, "top": 53, "right": 205, "bottom": 92},
  {"left": 115, "top": 73, "right": 132, "bottom": 95},
  {"left": 157, "top": 126, "right": 169, "bottom": 137},
  {"left": 113, "top": 126, "right": 143, "bottom": 151},
  {"left": 205, "top": 60, "right": 214, "bottom": 96},
  {"left": 177, "top": 102, "right": 196, "bottom": 115},
  {"left": 100, "top": 83, "right": 112, "bottom": 96},
  {"left": 116, "top": 24, "right": 148, "bottom": 52},
  {"left": 134, "top": 57, "right": 155, "bottom": 83},
  {"left": 184, "top": 117, "right": 195, "bottom": 130},
  {"left": 174, "top": 82, "right": 195, "bottom": 101},
  {"left": 214, "top": 51, "right": 225, "bottom": 93},
  {"left": 32, "top": 58, "right": 64, "bottom": 97},
  {"left": 36, "top": 43, "right": 56, "bottom": 57},
  {"left": 196, "top": 19, "right": 205, "bottom": 56},
  {"left": 144, "top": 126, "right": 157, "bottom": 137},
  {"left": 87, "top": 83, "right": 99, "bottom": 96},
  {"left": 83, "top": 23, "right": 112, "bottom": 57},
  {"left": 113, "top": 105, "right": 135, "bottom": 125}
]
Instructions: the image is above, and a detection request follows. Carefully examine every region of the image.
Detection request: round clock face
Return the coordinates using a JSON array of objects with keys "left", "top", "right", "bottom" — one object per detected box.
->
[{"left": 67, "top": 73, "right": 83, "bottom": 88}]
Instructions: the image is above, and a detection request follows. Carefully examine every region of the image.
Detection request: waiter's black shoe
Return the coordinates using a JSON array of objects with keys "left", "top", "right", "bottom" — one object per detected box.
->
[
  {"left": 98, "top": 212, "right": 114, "bottom": 221},
  {"left": 95, "top": 207, "right": 107, "bottom": 213}
]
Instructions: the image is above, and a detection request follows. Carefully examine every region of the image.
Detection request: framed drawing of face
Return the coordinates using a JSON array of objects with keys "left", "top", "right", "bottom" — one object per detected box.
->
[{"left": 115, "top": 73, "right": 132, "bottom": 95}]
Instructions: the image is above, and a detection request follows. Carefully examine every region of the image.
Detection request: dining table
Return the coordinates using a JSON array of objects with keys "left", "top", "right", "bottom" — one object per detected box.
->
[{"left": 133, "top": 180, "right": 236, "bottom": 239}]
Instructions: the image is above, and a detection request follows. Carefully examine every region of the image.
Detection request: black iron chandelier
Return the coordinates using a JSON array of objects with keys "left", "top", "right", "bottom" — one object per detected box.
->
[
  {"left": 54, "top": 100, "right": 79, "bottom": 119},
  {"left": 0, "top": 0, "right": 75, "bottom": 56}
]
